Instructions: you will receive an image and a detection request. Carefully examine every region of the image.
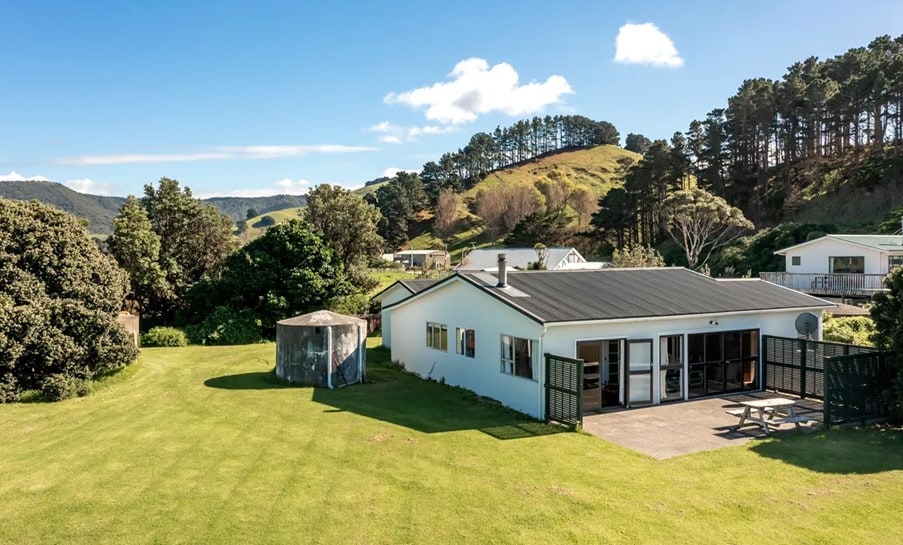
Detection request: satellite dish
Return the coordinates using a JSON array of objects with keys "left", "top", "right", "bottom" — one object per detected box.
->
[{"left": 795, "top": 312, "right": 819, "bottom": 338}]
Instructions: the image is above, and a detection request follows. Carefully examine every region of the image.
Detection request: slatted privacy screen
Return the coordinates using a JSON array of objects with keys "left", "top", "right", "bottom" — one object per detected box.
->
[
  {"left": 545, "top": 353, "right": 583, "bottom": 427},
  {"left": 825, "top": 352, "right": 894, "bottom": 426},
  {"left": 763, "top": 336, "right": 877, "bottom": 400}
]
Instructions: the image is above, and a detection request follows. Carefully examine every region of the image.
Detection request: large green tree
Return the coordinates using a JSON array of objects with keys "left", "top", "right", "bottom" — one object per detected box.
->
[
  {"left": 302, "top": 183, "right": 384, "bottom": 270},
  {"left": 111, "top": 178, "right": 234, "bottom": 323},
  {"left": 107, "top": 196, "right": 168, "bottom": 313},
  {"left": 189, "top": 220, "right": 351, "bottom": 336},
  {"left": 661, "top": 188, "right": 754, "bottom": 269},
  {"left": 0, "top": 198, "right": 138, "bottom": 401}
]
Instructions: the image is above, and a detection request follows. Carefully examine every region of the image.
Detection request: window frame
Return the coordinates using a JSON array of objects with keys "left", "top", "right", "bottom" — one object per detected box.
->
[
  {"left": 500, "top": 334, "right": 536, "bottom": 380},
  {"left": 456, "top": 327, "right": 475, "bottom": 358},
  {"left": 791, "top": 255, "right": 801, "bottom": 266},
  {"left": 889, "top": 255, "right": 903, "bottom": 271},
  {"left": 828, "top": 256, "right": 864, "bottom": 274},
  {"left": 426, "top": 322, "right": 448, "bottom": 352}
]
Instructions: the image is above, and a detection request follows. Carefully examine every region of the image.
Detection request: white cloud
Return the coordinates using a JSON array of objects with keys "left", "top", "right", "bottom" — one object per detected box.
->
[
  {"left": 63, "top": 178, "right": 111, "bottom": 195},
  {"left": 196, "top": 178, "right": 312, "bottom": 199},
  {"left": 56, "top": 144, "right": 377, "bottom": 166},
  {"left": 614, "top": 22, "right": 684, "bottom": 68},
  {"left": 0, "top": 171, "right": 50, "bottom": 182},
  {"left": 384, "top": 58, "right": 573, "bottom": 125},
  {"left": 381, "top": 167, "right": 418, "bottom": 178},
  {"left": 367, "top": 120, "right": 458, "bottom": 143}
]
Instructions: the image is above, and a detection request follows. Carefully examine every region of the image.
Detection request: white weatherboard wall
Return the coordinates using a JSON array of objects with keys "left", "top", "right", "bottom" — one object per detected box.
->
[
  {"left": 388, "top": 279, "right": 544, "bottom": 418},
  {"left": 784, "top": 239, "right": 886, "bottom": 274},
  {"left": 543, "top": 308, "right": 825, "bottom": 405},
  {"left": 378, "top": 284, "right": 414, "bottom": 349}
]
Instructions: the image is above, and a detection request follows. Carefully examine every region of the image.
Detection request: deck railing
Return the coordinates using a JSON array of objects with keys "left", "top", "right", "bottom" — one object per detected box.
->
[{"left": 759, "top": 272, "right": 888, "bottom": 297}]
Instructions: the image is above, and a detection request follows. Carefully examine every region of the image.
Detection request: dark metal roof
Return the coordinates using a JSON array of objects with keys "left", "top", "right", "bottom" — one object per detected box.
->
[
  {"left": 398, "top": 279, "right": 440, "bottom": 294},
  {"left": 458, "top": 268, "right": 834, "bottom": 324},
  {"left": 370, "top": 278, "right": 441, "bottom": 301}
]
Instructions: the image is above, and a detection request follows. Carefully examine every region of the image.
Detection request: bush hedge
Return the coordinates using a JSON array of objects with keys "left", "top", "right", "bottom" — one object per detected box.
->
[{"left": 141, "top": 327, "right": 189, "bottom": 347}]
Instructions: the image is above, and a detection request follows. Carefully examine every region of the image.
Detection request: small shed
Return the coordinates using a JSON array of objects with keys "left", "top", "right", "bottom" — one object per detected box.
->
[{"left": 275, "top": 310, "right": 367, "bottom": 388}]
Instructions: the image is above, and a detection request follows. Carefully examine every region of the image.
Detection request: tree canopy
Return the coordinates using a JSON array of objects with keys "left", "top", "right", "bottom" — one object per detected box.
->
[
  {"left": 303, "top": 183, "right": 384, "bottom": 270},
  {"left": 661, "top": 188, "right": 754, "bottom": 269},
  {"left": 110, "top": 178, "right": 235, "bottom": 323},
  {"left": 0, "top": 198, "right": 137, "bottom": 401},
  {"left": 186, "top": 219, "right": 351, "bottom": 336}
]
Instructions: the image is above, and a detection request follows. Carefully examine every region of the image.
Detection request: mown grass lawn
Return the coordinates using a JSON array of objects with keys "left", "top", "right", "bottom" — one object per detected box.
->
[{"left": 1, "top": 340, "right": 901, "bottom": 545}]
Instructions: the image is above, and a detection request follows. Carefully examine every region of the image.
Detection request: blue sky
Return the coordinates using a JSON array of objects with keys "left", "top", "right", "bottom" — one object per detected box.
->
[{"left": 2, "top": 1, "right": 902, "bottom": 197}]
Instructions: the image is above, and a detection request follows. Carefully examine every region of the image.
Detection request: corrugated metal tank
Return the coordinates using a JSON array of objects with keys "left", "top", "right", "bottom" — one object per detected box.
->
[{"left": 275, "top": 310, "right": 367, "bottom": 387}]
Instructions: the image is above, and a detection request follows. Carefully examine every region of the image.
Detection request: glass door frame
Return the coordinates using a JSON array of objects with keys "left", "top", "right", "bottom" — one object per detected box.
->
[{"left": 625, "top": 339, "right": 654, "bottom": 407}]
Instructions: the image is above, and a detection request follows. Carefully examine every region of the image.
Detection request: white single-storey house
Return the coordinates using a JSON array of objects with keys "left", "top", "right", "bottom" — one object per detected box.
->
[
  {"left": 383, "top": 255, "right": 833, "bottom": 420},
  {"left": 763, "top": 234, "right": 903, "bottom": 296},
  {"left": 393, "top": 250, "right": 450, "bottom": 270},
  {"left": 371, "top": 279, "right": 439, "bottom": 348},
  {"left": 775, "top": 234, "right": 903, "bottom": 275},
  {"left": 456, "top": 247, "right": 586, "bottom": 271}
]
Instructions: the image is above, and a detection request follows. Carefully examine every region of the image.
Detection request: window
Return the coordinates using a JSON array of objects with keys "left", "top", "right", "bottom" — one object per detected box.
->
[
  {"left": 890, "top": 256, "right": 903, "bottom": 271},
  {"left": 829, "top": 256, "right": 864, "bottom": 274},
  {"left": 500, "top": 334, "right": 535, "bottom": 379},
  {"left": 426, "top": 322, "right": 447, "bottom": 351},
  {"left": 791, "top": 256, "right": 801, "bottom": 266},
  {"left": 456, "top": 328, "right": 475, "bottom": 358}
]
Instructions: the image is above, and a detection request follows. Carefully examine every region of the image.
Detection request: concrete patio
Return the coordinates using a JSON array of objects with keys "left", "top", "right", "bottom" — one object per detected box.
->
[{"left": 581, "top": 392, "right": 823, "bottom": 460}]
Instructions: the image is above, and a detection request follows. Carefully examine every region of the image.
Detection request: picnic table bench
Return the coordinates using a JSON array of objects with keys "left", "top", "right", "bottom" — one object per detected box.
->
[{"left": 727, "top": 398, "right": 811, "bottom": 434}]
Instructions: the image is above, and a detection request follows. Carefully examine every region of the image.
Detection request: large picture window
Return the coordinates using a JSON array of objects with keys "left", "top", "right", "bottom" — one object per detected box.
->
[
  {"left": 500, "top": 335, "right": 535, "bottom": 379},
  {"left": 829, "top": 256, "right": 864, "bottom": 274},
  {"left": 426, "top": 322, "right": 448, "bottom": 351},
  {"left": 456, "top": 328, "right": 475, "bottom": 358}
]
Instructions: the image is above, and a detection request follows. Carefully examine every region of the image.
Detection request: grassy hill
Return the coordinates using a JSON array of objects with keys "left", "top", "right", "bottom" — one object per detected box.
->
[
  {"left": 0, "top": 181, "right": 307, "bottom": 235},
  {"left": 0, "top": 341, "right": 900, "bottom": 544},
  {"left": 409, "top": 145, "right": 641, "bottom": 259},
  {"left": 0, "top": 181, "right": 126, "bottom": 233},
  {"left": 237, "top": 206, "right": 305, "bottom": 243},
  {"left": 203, "top": 194, "right": 306, "bottom": 222}
]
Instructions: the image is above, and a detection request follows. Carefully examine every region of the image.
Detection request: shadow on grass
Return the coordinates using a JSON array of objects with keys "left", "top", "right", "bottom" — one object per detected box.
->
[
  {"left": 204, "top": 372, "right": 289, "bottom": 390},
  {"left": 750, "top": 427, "right": 903, "bottom": 474},
  {"left": 309, "top": 369, "right": 566, "bottom": 440},
  {"left": 204, "top": 353, "right": 566, "bottom": 440}
]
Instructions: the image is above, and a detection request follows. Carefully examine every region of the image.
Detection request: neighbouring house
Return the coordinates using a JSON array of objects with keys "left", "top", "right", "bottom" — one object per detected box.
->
[
  {"left": 393, "top": 250, "right": 450, "bottom": 270},
  {"left": 383, "top": 254, "right": 833, "bottom": 419},
  {"left": 456, "top": 247, "right": 589, "bottom": 271},
  {"left": 371, "top": 279, "right": 439, "bottom": 348},
  {"left": 761, "top": 234, "right": 903, "bottom": 297}
]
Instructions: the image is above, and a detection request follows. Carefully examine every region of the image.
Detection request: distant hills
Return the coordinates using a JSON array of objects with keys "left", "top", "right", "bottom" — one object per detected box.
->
[{"left": 0, "top": 180, "right": 306, "bottom": 234}]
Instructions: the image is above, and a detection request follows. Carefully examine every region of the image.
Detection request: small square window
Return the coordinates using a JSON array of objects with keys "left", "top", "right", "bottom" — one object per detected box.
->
[{"left": 791, "top": 256, "right": 801, "bottom": 266}]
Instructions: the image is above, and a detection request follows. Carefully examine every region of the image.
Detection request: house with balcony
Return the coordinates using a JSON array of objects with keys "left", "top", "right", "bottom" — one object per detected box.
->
[{"left": 760, "top": 234, "right": 903, "bottom": 297}]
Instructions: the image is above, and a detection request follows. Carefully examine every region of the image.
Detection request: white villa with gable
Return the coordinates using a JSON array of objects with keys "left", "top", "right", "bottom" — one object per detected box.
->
[
  {"left": 762, "top": 234, "right": 903, "bottom": 297},
  {"left": 381, "top": 254, "right": 833, "bottom": 420}
]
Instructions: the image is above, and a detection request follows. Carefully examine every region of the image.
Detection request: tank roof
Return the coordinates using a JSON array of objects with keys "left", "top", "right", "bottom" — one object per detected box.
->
[{"left": 277, "top": 310, "right": 367, "bottom": 327}]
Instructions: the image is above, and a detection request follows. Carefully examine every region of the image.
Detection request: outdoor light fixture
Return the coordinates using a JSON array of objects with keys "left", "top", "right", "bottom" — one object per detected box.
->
[{"left": 709, "top": 320, "right": 719, "bottom": 326}]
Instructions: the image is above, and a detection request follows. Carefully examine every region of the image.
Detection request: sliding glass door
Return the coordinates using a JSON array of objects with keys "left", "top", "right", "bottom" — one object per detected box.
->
[{"left": 687, "top": 329, "right": 759, "bottom": 398}]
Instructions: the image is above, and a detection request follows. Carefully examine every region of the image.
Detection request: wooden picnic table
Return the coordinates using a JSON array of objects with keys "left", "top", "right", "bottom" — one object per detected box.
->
[{"left": 732, "top": 398, "right": 809, "bottom": 434}]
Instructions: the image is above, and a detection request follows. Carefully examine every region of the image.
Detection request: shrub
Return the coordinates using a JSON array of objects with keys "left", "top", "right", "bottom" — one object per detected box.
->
[
  {"left": 187, "top": 306, "right": 262, "bottom": 345},
  {"left": 41, "top": 374, "right": 78, "bottom": 402},
  {"left": 141, "top": 326, "right": 189, "bottom": 347},
  {"left": 252, "top": 215, "right": 276, "bottom": 228},
  {"left": 0, "top": 198, "right": 138, "bottom": 401},
  {"left": 0, "top": 374, "right": 18, "bottom": 403},
  {"left": 822, "top": 313, "right": 875, "bottom": 346}
]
